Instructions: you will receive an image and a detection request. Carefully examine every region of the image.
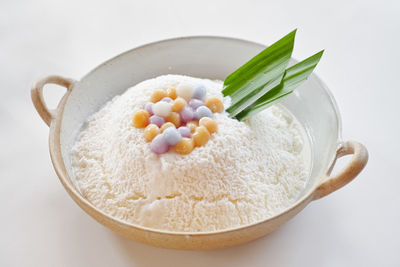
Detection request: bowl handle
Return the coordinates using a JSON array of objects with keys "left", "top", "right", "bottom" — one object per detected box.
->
[
  {"left": 31, "top": 75, "right": 76, "bottom": 127},
  {"left": 313, "top": 141, "right": 368, "bottom": 200}
]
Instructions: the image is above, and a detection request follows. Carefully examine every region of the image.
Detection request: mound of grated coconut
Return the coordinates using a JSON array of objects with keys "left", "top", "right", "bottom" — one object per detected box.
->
[{"left": 72, "top": 74, "right": 309, "bottom": 232}]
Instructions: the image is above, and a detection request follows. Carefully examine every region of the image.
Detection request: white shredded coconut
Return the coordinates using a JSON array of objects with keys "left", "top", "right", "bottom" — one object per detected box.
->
[{"left": 71, "top": 75, "right": 309, "bottom": 233}]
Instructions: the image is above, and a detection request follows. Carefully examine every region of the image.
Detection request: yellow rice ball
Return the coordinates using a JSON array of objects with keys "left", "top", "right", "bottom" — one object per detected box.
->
[
  {"left": 144, "top": 124, "right": 160, "bottom": 142},
  {"left": 166, "top": 112, "right": 181, "bottom": 128},
  {"left": 193, "top": 126, "right": 210, "bottom": 147},
  {"left": 150, "top": 89, "right": 167, "bottom": 103},
  {"left": 171, "top": 97, "right": 187, "bottom": 113},
  {"left": 160, "top": 122, "right": 175, "bottom": 133},
  {"left": 205, "top": 97, "right": 224, "bottom": 113},
  {"left": 174, "top": 138, "right": 194, "bottom": 154},
  {"left": 132, "top": 109, "right": 150, "bottom": 128},
  {"left": 199, "top": 117, "right": 218, "bottom": 134},
  {"left": 166, "top": 87, "right": 177, "bottom": 100},
  {"left": 186, "top": 120, "right": 198, "bottom": 133}
]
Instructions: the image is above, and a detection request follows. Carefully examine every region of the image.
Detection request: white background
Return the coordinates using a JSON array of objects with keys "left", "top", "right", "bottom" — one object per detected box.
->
[{"left": 1, "top": 0, "right": 399, "bottom": 266}]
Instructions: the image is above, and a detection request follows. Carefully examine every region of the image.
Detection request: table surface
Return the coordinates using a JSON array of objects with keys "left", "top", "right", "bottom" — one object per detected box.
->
[{"left": 1, "top": 0, "right": 399, "bottom": 266}]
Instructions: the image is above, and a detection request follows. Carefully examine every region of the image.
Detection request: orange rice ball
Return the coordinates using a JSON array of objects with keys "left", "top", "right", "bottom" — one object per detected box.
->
[
  {"left": 199, "top": 117, "right": 218, "bottom": 134},
  {"left": 193, "top": 126, "right": 210, "bottom": 147},
  {"left": 150, "top": 89, "right": 167, "bottom": 103},
  {"left": 174, "top": 138, "right": 194, "bottom": 154},
  {"left": 171, "top": 97, "right": 187, "bottom": 112},
  {"left": 166, "top": 112, "right": 181, "bottom": 128},
  {"left": 132, "top": 109, "right": 150, "bottom": 128},
  {"left": 160, "top": 122, "right": 175, "bottom": 133},
  {"left": 144, "top": 124, "right": 160, "bottom": 142},
  {"left": 205, "top": 97, "right": 224, "bottom": 113}
]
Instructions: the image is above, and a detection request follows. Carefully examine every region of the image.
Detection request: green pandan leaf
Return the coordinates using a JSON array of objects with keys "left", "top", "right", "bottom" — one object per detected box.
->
[
  {"left": 234, "top": 50, "right": 324, "bottom": 121},
  {"left": 223, "top": 30, "right": 296, "bottom": 117}
]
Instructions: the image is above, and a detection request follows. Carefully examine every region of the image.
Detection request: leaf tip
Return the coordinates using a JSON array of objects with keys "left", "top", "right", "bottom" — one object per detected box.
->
[
  {"left": 287, "top": 29, "right": 297, "bottom": 40},
  {"left": 312, "top": 50, "right": 324, "bottom": 64}
]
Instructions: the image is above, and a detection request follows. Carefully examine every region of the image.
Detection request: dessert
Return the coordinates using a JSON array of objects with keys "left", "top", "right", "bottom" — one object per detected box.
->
[
  {"left": 71, "top": 74, "right": 310, "bottom": 232},
  {"left": 71, "top": 30, "right": 323, "bottom": 232}
]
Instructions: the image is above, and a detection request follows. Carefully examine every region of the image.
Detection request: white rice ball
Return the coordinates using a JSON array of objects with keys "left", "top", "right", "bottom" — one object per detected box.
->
[{"left": 152, "top": 101, "right": 171, "bottom": 117}]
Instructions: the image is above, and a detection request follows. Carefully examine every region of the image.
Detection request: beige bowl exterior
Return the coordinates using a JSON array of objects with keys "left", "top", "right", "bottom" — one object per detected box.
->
[{"left": 31, "top": 38, "right": 368, "bottom": 250}]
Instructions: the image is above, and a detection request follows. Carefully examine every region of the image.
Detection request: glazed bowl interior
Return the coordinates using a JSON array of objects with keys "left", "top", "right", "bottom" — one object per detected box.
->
[{"left": 60, "top": 36, "right": 340, "bottom": 210}]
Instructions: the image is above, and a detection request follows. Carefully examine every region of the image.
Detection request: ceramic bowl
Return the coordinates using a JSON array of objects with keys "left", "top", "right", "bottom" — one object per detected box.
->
[{"left": 31, "top": 36, "right": 368, "bottom": 250}]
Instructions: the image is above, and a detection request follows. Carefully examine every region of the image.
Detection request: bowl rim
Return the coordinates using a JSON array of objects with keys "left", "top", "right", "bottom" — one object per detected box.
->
[
  {"left": 76, "top": 35, "right": 343, "bottom": 140},
  {"left": 56, "top": 35, "right": 343, "bottom": 236}
]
